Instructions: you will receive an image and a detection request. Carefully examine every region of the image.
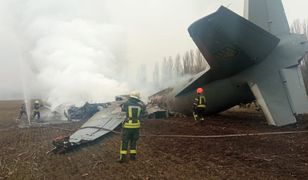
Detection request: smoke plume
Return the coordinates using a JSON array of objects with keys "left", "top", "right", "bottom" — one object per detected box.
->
[{"left": 11, "top": 0, "right": 130, "bottom": 108}]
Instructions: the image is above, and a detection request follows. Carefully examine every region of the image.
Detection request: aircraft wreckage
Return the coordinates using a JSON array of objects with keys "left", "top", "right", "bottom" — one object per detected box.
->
[
  {"left": 50, "top": 101, "right": 126, "bottom": 154},
  {"left": 45, "top": 0, "right": 308, "bottom": 153},
  {"left": 50, "top": 96, "right": 166, "bottom": 153},
  {"left": 150, "top": 0, "right": 308, "bottom": 127}
]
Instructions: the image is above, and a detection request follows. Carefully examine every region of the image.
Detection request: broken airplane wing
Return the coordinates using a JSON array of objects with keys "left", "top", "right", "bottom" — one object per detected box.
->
[{"left": 69, "top": 102, "right": 125, "bottom": 144}]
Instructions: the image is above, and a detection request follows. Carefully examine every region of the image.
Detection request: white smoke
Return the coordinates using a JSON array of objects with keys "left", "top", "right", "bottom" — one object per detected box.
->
[
  {"left": 11, "top": 0, "right": 130, "bottom": 108},
  {"left": 6, "top": 0, "right": 300, "bottom": 103}
]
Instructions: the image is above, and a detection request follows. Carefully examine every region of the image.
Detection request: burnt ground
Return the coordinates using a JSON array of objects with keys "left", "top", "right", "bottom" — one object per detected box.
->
[{"left": 0, "top": 101, "right": 308, "bottom": 180}]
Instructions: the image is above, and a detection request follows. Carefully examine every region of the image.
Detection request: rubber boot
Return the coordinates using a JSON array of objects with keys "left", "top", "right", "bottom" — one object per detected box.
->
[
  {"left": 117, "top": 155, "right": 126, "bottom": 163},
  {"left": 200, "top": 119, "right": 205, "bottom": 126}
]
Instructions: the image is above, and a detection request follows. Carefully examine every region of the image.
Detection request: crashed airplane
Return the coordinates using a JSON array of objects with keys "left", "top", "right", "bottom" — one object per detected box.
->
[
  {"left": 50, "top": 99, "right": 127, "bottom": 153},
  {"left": 150, "top": 0, "right": 308, "bottom": 126},
  {"left": 48, "top": 0, "right": 308, "bottom": 153}
]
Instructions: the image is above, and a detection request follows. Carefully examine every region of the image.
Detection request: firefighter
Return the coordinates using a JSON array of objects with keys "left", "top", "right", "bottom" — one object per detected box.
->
[
  {"left": 118, "top": 91, "right": 145, "bottom": 163},
  {"left": 32, "top": 100, "right": 41, "bottom": 121},
  {"left": 18, "top": 103, "right": 27, "bottom": 119},
  {"left": 193, "top": 87, "right": 206, "bottom": 125}
]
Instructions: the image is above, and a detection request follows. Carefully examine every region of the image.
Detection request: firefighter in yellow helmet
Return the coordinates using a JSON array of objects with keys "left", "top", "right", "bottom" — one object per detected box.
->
[
  {"left": 193, "top": 88, "right": 206, "bottom": 125},
  {"left": 118, "top": 91, "right": 145, "bottom": 163}
]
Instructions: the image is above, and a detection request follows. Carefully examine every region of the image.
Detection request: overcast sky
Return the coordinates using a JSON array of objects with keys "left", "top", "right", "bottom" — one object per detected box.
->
[
  {"left": 118, "top": 0, "right": 308, "bottom": 69},
  {"left": 0, "top": 0, "right": 307, "bottom": 102}
]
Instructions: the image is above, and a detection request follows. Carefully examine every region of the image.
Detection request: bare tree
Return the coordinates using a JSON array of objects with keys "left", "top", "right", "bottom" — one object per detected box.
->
[
  {"left": 291, "top": 19, "right": 301, "bottom": 34},
  {"left": 182, "top": 51, "right": 191, "bottom": 75},
  {"left": 137, "top": 64, "right": 147, "bottom": 85},
  {"left": 161, "top": 57, "right": 169, "bottom": 85},
  {"left": 174, "top": 54, "right": 183, "bottom": 76},
  {"left": 167, "top": 56, "right": 174, "bottom": 80},
  {"left": 291, "top": 19, "right": 308, "bottom": 40},
  {"left": 153, "top": 61, "right": 160, "bottom": 87},
  {"left": 194, "top": 49, "right": 208, "bottom": 73},
  {"left": 160, "top": 48, "right": 209, "bottom": 79},
  {"left": 304, "top": 20, "right": 308, "bottom": 39},
  {"left": 189, "top": 49, "right": 195, "bottom": 73}
]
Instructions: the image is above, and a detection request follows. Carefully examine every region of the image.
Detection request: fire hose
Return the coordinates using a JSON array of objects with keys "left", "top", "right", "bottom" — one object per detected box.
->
[
  {"left": 47, "top": 126, "right": 308, "bottom": 154},
  {"left": 50, "top": 125, "right": 308, "bottom": 138}
]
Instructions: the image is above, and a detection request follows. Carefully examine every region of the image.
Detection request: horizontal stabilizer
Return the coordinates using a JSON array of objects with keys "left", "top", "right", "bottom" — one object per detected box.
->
[
  {"left": 189, "top": 6, "right": 279, "bottom": 73},
  {"left": 177, "top": 6, "right": 280, "bottom": 96},
  {"left": 176, "top": 69, "right": 224, "bottom": 96}
]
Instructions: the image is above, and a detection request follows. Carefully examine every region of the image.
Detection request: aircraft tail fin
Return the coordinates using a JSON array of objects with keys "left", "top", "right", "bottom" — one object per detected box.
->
[{"left": 244, "top": 0, "right": 290, "bottom": 36}]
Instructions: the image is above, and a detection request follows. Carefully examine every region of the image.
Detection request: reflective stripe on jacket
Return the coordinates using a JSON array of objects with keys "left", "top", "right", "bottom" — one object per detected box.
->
[
  {"left": 197, "top": 96, "right": 206, "bottom": 108},
  {"left": 123, "top": 105, "right": 141, "bottom": 129}
]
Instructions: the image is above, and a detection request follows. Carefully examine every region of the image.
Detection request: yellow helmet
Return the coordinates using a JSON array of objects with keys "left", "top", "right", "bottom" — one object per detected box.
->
[{"left": 129, "top": 91, "right": 140, "bottom": 100}]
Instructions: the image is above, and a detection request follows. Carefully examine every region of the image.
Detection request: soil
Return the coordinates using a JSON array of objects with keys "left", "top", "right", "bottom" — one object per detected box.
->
[{"left": 0, "top": 100, "right": 308, "bottom": 180}]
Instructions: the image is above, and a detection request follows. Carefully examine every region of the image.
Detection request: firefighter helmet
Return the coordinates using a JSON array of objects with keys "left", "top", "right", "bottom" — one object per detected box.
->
[
  {"left": 197, "top": 88, "right": 203, "bottom": 94},
  {"left": 129, "top": 91, "right": 140, "bottom": 100}
]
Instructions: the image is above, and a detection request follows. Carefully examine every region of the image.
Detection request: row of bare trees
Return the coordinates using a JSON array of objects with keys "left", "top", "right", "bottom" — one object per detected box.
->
[
  {"left": 153, "top": 49, "right": 208, "bottom": 88},
  {"left": 290, "top": 19, "right": 308, "bottom": 39}
]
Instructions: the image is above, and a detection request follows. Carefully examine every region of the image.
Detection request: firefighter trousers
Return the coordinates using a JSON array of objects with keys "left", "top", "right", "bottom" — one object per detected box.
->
[
  {"left": 120, "top": 128, "right": 139, "bottom": 159},
  {"left": 194, "top": 107, "right": 205, "bottom": 122},
  {"left": 32, "top": 111, "right": 40, "bottom": 120},
  {"left": 18, "top": 111, "right": 27, "bottom": 119}
]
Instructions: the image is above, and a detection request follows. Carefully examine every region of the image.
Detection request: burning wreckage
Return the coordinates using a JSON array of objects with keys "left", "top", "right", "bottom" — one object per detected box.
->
[
  {"left": 50, "top": 95, "right": 168, "bottom": 154},
  {"left": 51, "top": 100, "right": 125, "bottom": 154}
]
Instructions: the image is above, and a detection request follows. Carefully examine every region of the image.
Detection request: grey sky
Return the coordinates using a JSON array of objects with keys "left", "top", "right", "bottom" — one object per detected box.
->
[
  {"left": 117, "top": 0, "right": 308, "bottom": 69},
  {"left": 0, "top": 0, "right": 307, "bottom": 101}
]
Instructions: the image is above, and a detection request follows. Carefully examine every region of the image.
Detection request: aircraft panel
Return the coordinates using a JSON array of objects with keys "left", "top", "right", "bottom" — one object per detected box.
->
[{"left": 69, "top": 103, "right": 125, "bottom": 144}]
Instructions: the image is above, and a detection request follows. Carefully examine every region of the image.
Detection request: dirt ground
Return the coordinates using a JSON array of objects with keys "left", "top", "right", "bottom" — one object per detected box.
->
[{"left": 1, "top": 101, "right": 308, "bottom": 180}]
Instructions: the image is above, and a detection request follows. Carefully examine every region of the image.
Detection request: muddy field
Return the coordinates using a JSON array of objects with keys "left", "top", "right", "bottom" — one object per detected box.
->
[{"left": 1, "top": 101, "right": 308, "bottom": 180}]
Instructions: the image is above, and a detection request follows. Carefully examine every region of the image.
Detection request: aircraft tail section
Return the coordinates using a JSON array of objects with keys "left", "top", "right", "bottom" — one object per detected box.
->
[
  {"left": 177, "top": 6, "right": 279, "bottom": 96},
  {"left": 244, "top": 0, "right": 290, "bottom": 36}
]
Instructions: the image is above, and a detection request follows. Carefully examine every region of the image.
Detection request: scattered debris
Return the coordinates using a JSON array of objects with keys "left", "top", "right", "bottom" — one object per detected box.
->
[
  {"left": 49, "top": 135, "right": 72, "bottom": 154},
  {"left": 67, "top": 102, "right": 109, "bottom": 121},
  {"left": 49, "top": 100, "right": 128, "bottom": 154},
  {"left": 82, "top": 173, "right": 89, "bottom": 177},
  {"left": 146, "top": 104, "right": 168, "bottom": 119}
]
